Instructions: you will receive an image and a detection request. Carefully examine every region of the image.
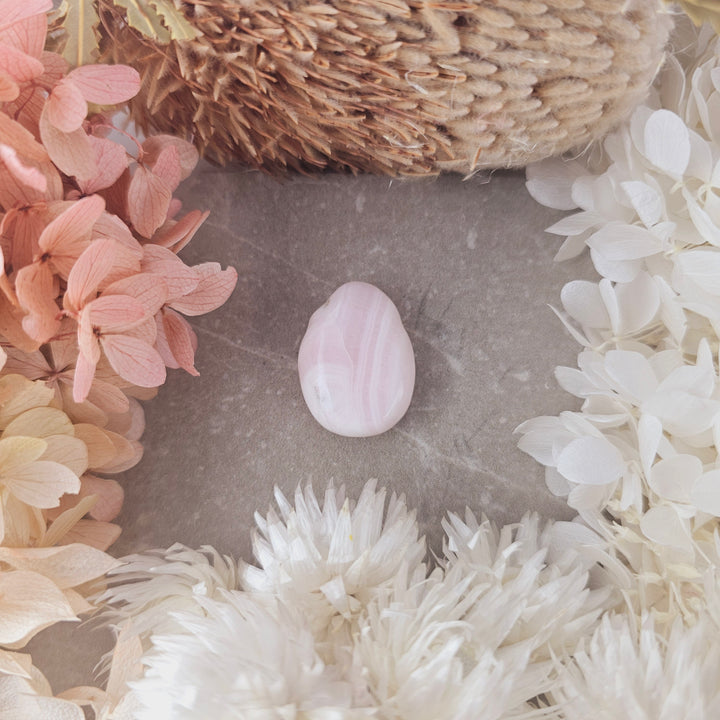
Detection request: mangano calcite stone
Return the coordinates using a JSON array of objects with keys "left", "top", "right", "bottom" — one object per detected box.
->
[
  {"left": 96, "top": 0, "right": 672, "bottom": 176},
  {"left": 298, "top": 282, "right": 415, "bottom": 437}
]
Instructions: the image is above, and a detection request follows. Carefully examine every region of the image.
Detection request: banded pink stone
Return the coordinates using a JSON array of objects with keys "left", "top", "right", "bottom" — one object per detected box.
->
[{"left": 298, "top": 281, "right": 415, "bottom": 437}]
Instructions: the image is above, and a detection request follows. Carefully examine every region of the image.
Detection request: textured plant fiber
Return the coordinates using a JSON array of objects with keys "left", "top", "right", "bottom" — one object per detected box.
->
[{"left": 97, "top": 0, "right": 671, "bottom": 175}]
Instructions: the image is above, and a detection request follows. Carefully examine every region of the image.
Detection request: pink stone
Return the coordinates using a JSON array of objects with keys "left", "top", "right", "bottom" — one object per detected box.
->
[{"left": 298, "top": 281, "right": 415, "bottom": 437}]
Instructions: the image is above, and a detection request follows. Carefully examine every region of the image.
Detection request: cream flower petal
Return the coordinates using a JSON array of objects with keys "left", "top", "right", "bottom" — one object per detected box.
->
[
  {"left": 0, "top": 544, "right": 119, "bottom": 589},
  {"left": 0, "top": 436, "right": 47, "bottom": 472},
  {"left": 3, "top": 460, "right": 80, "bottom": 507},
  {"left": 1, "top": 407, "right": 74, "bottom": 440},
  {"left": 0, "top": 570, "right": 76, "bottom": 646}
]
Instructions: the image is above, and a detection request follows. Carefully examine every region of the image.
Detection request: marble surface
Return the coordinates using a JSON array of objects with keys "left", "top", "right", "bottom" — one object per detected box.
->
[{"left": 34, "top": 166, "right": 596, "bottom": 692}]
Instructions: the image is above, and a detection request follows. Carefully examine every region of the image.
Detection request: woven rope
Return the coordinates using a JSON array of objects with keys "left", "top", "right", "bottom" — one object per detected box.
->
[{"left": 98, "top": 0, "right": 671, "bottom": 175}]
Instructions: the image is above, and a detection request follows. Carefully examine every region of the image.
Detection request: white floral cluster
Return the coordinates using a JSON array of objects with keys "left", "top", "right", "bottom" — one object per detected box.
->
[
  {"left": 98, "top": 481, "right": 623, "bottom": 720},
  {"left": 521, "top": 19, "right": 720, "bottom": 647}
]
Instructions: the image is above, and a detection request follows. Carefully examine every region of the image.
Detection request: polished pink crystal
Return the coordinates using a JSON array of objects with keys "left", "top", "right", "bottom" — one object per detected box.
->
[{"left": 298, "top": 281, "right": 415, "bottom": 437}]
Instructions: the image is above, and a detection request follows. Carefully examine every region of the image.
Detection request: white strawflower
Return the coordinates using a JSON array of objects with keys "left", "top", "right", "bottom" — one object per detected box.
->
[
  {"left": 129, "top": 591, "right": 373, "bottom": 720},
  {"left": 550, "top": 613, "right": 720, "bottom": 720},
  {"left": 99, "top": 543, "right": 239, "bottom": 642},
  {"left": 242, "top": 480, "right": 426, "bottom": 643}
]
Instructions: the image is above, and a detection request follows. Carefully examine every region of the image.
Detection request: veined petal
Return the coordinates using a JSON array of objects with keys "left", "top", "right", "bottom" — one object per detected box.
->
[
  {"left": 0, "top": 435, "right": 47, "bottom": 472},
  {"left": 4, "top": 459, "right": 80, "bottom": 507}
]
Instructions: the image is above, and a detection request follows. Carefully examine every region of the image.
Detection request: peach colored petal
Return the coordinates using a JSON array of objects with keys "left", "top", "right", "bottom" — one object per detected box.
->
[
  {"left": 0, "top": 0, "right": 52, "bottom": 34},
  {"left": 170, "top": 262, "right": 238, "bottom": 316},
  {"left": 95, "top": 430, "right": 142, "bottom": 473},
  {"left": 161, "top": 308, "right": 199, "bottom": 376},
  {"left": 71, "top": 425, "right": 116, "bottom": 469},
  {"left": 45, "top": 78, "right": 87, "bottom": 133},
  {"left": 15, "top": 261, "right": 61, "bottom": 343},
  {"left": 149, "top": 144, "right": 181, "bottom": 192},
  {"left": 1, "top": 346, "right": 50, "bottom": 379},
  {"left": 67, "top": 64, "right": 140, "bottom": 105},
  {"left": 39, "top": 106, "right": 96, "bottom": 181},
  {"left": 141, "top": 244, "right": 198, "bottom": 298},
  {"left": 72, "top": 348, "right": 99, "bottom": 404},
  {"left": 59, "top": 519, "right": 120, "bottom": 550},
  {"left": 2, "top": 406, "right": 73, "bottom": 439},
  {"left": 80, "top": 475, "right": 124, "bottom": 521},
  {"left": 92, "top": 211, "right": 140, "bottom": 253},
  {"left": 38, "top": 50, "right": 68, "bottom": 88},
  {"left": 103, "top": 273, "right": 168, "bottom": 315},
  {"left": 152, "top": 209, "right": 209, "bottom": 251},
  {"left": 100, "top": 334, "right": 166, "bottom": 388},
  {"left": 79, "top": 136, "right": 129, "bottom": 194},
  {"left": 0, "top": 12, "right": 47, "bottom": 58},
  {"left": 141, "top": 134, "right": 198, "bottom": 180},
  {"left": 0, "top": 112, "right": 47, "bottom": 161},
  {"left": 0, "top": 42, "right": 43, "bottom": 83},
  {"left": 87, "top": 294, "right": 146, "bottom": 333},
  {"left": 84, "top": 379, "right": 130, "bottom": 415},
  {"left": 127, "top": 165, "right": 171, "bottom": 239},
  {"left": 4, "top": 460, "right": 80, "bottom": 507},
  {"left": 39, "top": 194, "right": 105, "bottom": 278},
  {"left": 0, "top": 69, "right": 18, "bottom": 101},
  {"left": 0, "top": 294, "right": 39, "bottom": 353},
  {"left": 64, "top": 237, "right": 116, "bottom": 312},
  {"left": 0, "top": 143, "right": 46, "bottom": 192}
]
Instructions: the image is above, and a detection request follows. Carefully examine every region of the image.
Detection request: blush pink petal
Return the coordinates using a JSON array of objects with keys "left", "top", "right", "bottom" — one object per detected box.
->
[
  {"left": 150, "top": 144, "right": 181, "bottom": 192},
  {"left": 128, "top": 165, "right": 172, "bottom": 239},
  {"left": 100, "top": 334, "right": 167, "bottom": 388},
  {"left": 170, "top": 263, "right": 238, "bottom": 316},
  {"left": 0, "top": 70, "right": 18, "bottom": 101},
  {"left": 45, "top": 78, "right": 87, "bottom": 133},
  {"left": 86, "top": 294, "right": 146, "bottom": 333},
  {"left": 0, "top": 143, "right": 46, "bottom": 192},
  {"left": 104, "top": 273, "right": 168, "bottom": 315},
  {"left": 73, "top": 342, "right": 99, "bottom": 403},
  {"left": 0, "top": 42, "right": 44, "bottom": 82},
  {"left": 66, "top": 64, "right": 140, "bottom": 105},
  {"left": 79, "top": 136, "right": 128, "bottom": 194},
  {"left": 0, "top": 0, "right": 52, "bottom": 34},
  {"left": 15, "top": 261, "right": 61, "bottom": 343},
  {"left": 161, "top": 309, "right": 199, "bottom": 375},
  {"left": 85, "top": 378, "right": 131, "bottom": 416},
  {"left": 0, "top": 12, "right": 47, "bottom": 57},
  {"left": 142, "top": 135, "right": 198, "bottom": 180},
  {"left": 141, "top": 244, "right": 198, "bottom": 299},
  {"left": 152, "top": 209, "right": 209, "bottom": 251},
  {"left": 39, "top": 194, "right": 105, "bottom": 277},
  {"left": 39, "top": 105, "right": 96, "bottom": 181},
  {"left": 77, "top": 310, "right": 101, "bottom": 364},
  {"left": 64, "top": 237, "right": 117, "bottom": 312},
  {"left": 78, "top": 475, "right": 124, "bottom": 522}
]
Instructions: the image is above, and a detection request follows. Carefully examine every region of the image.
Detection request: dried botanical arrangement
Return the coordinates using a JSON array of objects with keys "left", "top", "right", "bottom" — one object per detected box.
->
[
  {"left": 0, "top": 0, "right": 236, "bottom": 708},
  {"left": 20, "top": 14, "right": 716, "bottom": 720},
  {"left": 59, "top": 0, "right": 671, "bottom": 175}
]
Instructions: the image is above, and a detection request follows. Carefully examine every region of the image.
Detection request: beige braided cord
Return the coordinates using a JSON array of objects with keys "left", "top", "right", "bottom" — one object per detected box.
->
[{"left": 97, "top": 0, "right": 671, "bottom": 175}]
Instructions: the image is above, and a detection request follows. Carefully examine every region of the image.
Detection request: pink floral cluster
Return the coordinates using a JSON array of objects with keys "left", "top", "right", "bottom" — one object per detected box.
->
[{"left": 0, "top": 0, "right": 237, "bottom": 534}]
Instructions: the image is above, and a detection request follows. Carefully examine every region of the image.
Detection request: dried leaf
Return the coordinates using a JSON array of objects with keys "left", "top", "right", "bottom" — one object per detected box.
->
[
  {"left": 111, "top": 0, "right": 171, "bottom": 43},
  {"left": 60, "top": 0, "right": 100, "bottom": 68},
  {"left": 147, "top": 0, "right": 199, "bottom": 40}
]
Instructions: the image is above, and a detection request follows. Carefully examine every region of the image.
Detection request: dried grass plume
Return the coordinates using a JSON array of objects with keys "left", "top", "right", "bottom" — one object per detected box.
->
[{"left": 96, "top": 0, "right": 671, "bottom": 175}]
